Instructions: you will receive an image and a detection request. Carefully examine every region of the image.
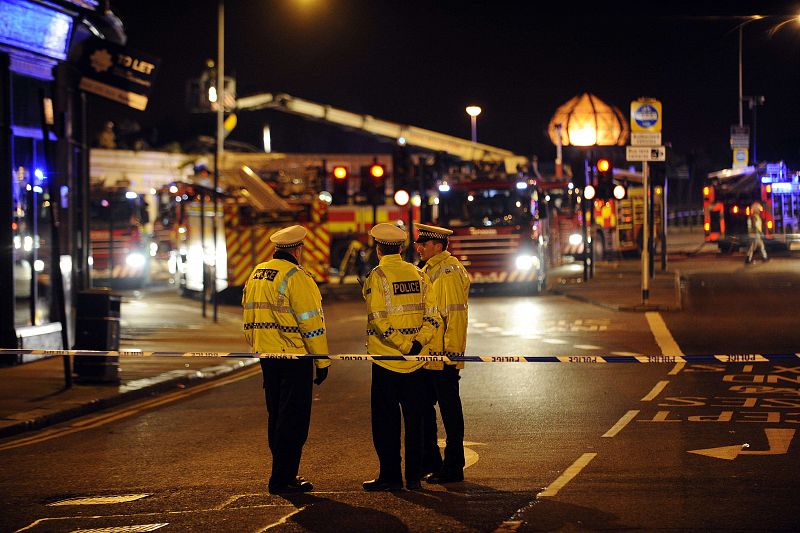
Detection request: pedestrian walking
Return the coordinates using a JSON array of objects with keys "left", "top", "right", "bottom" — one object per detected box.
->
[
  {"left": 242, "top": 225, "right": 331, "bottom": 494},
  {"left": 362, "top": 223, "right": 441, "bottom": 491},
  {"left": 414, "top": 223, "right": 470, "bottom": 484},
  {"left": 745, "top": 200, "right": 768, "bottom": 264}
]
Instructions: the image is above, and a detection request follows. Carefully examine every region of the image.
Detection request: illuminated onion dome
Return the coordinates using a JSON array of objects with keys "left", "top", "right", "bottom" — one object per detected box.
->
[{"left": 548, "top": 93, "right": 629, "bottom": 147}]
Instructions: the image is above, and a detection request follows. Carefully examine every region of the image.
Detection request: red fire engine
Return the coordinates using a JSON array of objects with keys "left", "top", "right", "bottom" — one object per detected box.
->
[
  {"left": 89, "top": 184, "right": 150, "bottom": 288},
  {"left": 704, "top": 161, "right": 800, "bottom": 252}
]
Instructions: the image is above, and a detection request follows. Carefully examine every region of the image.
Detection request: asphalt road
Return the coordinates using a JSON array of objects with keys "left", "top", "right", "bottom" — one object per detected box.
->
[{"left": 1, "top": 287, "right": 799, "bottom": 531}]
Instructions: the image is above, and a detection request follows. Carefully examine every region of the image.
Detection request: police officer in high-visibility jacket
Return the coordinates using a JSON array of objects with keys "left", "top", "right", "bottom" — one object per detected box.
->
[
  {"left": 414, "top": 223, "right": 470, "bottom": 484},
  {"left": 362, "top": 223, "right": 441, "bottom": 492},
  {"left": 242, "top": 225, "right": 331, "bottom": 494}
]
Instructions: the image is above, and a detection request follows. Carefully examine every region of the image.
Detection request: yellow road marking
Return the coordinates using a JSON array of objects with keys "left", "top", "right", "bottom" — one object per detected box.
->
[
  {"left": 645, "top": 312, "right": 684, "bottom": 357},
  {"left": 538, "top": 453, "right": 597, "bottom": 497},
  {"left": 0, "top": 366, "right": 260, "bottom": 452},
  {"left": 668, "top": 362, "right": 685, "bottom": 375},
  {"left": 641, "top": 381, "right": 670, "bottom": 401},
  {"left": 602, "top": 410, "right": 639, "bottom": 438}
]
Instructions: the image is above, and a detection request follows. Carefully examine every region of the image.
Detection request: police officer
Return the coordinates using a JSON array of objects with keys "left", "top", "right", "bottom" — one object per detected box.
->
[
  {"left": 242, "top": 225, "right": 331, "bottom": 494},
  {"left": 414, "top": 223, "right": 470, "bottom": 484},
  {"left": 362, "top": 223, "right": 441, "bottom": 491}
]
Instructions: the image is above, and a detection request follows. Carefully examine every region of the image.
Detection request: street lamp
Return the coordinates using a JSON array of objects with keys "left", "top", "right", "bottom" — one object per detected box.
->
[
  {"left": 465, "top": 105, "right": 482, "bottom": 143},
  {"left": 737, "top": 16, "right": 764, "bottom": 127},
  {"left": 547, "top": 93, "right": 628, "bottom": 282}
]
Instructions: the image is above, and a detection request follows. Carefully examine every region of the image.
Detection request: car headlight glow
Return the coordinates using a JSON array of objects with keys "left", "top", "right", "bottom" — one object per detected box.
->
[
  {"left": 126, "top": 252, "right": 146, "bottom": 268},
  {"left": 515, "top": 255, "right": 535, "bottom": 271},
  {"left": 568, "top": 233, "right": 583, "bottom": 246}
]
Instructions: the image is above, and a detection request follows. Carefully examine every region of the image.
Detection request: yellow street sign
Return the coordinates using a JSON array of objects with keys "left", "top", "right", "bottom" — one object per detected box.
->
[{"left": 630, "top": 98, "right": 662, "bottom": 132}]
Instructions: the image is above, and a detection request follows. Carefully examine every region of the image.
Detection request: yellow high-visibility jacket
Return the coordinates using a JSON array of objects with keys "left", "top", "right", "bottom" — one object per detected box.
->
[
  {"left": 363, "top": 254, "right": 440, "bottom": 373},
  {"left": 421, "top": 250, "right": 470, "bottom": 370},
  {"left": 242, "top": 257, "right": 330, "bottom": 369}
]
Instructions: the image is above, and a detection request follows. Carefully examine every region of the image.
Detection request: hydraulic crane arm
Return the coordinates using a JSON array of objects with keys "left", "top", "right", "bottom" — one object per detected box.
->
[{"left": 236, "top": 92, "right": 528, "bottom": 172}]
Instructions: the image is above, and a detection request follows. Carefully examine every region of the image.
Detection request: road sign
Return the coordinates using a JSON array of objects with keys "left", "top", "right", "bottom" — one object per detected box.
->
[
  {"left": 630, "top": 132, "right": 662, "bottom": 146},
  {"left": 630, "top": 98, "right": 662, "bottom": 132},
  {"left": 732, "top": 148, "right": 748, "bottom": 168},
  {"left": 730, "top": 125, "right": 750, "bottom": 149},
  {"left": 626, "top": 145, "right": 666, "bottom": 162}
]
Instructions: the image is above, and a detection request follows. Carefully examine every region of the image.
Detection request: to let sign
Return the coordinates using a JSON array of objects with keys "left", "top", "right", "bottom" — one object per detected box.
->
[{"left": 77, "top": 37, "right": 160, "bottom": 111}]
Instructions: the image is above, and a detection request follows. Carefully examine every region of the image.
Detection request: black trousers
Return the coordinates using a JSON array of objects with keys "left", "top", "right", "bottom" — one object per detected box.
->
[
  {"left": 422, "top": 365, "right": 465, "bottom": 474},
  {"left": 370, "top": 363, "right": 425, "bottom": 483},
  {"left": 261, "top": 359, "right": 314, "bottom": 489}
]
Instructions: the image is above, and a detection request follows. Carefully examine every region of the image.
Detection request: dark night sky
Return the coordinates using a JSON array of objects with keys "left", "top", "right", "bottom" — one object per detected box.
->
[{"left": 96, "top": 0, "right": 800, "bottom": 171}]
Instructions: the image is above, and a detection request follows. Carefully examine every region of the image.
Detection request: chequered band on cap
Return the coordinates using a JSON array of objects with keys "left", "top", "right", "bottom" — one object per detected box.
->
[
  {"left": 415, "top": 223, "right": 453, "bottom": 243},
  {"left": 270, "top": 225, "right": 307, "bottom": 248}
]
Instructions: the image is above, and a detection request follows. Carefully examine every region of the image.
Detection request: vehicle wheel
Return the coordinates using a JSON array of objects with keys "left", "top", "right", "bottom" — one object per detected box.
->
[{"left": 718, "top": 242, "right": 735, "bottom": 254}]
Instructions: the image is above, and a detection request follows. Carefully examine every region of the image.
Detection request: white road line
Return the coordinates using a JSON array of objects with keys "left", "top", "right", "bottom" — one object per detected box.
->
[
  {"left": 645, "top": 312, "right": 684, "bottom": 357},
  {"left": 641, "top": 381, "right": 669, "bottom": 402},
  {"left": 602, "top": 410, "right": 640, "bottom": 438},
  {"left": 538, "top": 453, "right": 597, "bottom": 497}
]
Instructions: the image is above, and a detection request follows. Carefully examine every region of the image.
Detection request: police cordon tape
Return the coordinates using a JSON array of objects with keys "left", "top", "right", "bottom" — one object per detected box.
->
[{"left": 1, "top": 349, "right": 800, "bottom": 364}]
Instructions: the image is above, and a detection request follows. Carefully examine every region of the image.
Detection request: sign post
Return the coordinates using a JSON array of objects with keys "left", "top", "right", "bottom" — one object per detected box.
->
[{"left": 628, "top": 98, "right": 664, "bottom": 305}]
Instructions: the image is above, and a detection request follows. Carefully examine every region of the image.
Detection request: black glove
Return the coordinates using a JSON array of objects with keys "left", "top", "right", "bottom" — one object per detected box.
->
[
  {"left": 408, "top": 341, "right": 423, "bottom": 356},
  {"left": 313, "top": 366, "right": 328, "bottom": 385}
]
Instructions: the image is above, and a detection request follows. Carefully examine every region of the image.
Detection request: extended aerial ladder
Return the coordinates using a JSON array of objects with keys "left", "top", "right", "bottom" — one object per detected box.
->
[{"left": 235, "top": 92, "right": 529, "bottom": 173}]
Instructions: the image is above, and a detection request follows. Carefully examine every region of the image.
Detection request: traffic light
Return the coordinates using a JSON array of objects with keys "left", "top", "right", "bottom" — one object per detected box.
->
[
  {"left": 595, "top": 158, "right": 613, "bottom": 200},
  {"left": 362, "top": 164, "right": 386, "bottom": 205},
  {"left": 331, "top": 165, "right": 349, "bottom": 205}
]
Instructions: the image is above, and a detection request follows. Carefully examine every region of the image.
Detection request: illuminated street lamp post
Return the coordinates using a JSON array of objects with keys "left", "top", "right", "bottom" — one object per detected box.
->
[
  {"left": 547, "top": 93, "right": 628, "bottom": 281},
  {"left": 466, "top": 105, "right": 481, "bottom": 143}
]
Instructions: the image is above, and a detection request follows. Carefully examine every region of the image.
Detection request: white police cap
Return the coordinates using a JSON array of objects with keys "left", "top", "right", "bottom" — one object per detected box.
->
[
  {"left": 370, "top": 223, "right": 407, "bottom": 245},
  {"left": 270, "top": 225, "right": 307, "bottom": 248}
]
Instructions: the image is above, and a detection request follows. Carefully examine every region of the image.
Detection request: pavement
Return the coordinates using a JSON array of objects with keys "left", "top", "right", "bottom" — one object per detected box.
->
[{"left": 1, "top": 226, "right": 797, "bottom": 440}]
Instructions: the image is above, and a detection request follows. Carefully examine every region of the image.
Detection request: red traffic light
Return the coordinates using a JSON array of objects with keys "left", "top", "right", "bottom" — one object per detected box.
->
[
  {"left": 597, "top": 159, "right": 611, "bottom": 173},
  {"left": 369, "top": 164, "right": 385, "bottom": 179},
  {"left": 333, "top": 166, "right": 348, "bottom": 180}
]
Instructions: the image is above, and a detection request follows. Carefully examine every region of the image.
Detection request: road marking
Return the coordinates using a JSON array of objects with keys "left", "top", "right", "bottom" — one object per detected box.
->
[
  {"left": 493, "top": 520, "right": 523, "bottom": 532},
  {"left": 668, "top": 362, "right": 685, "bottom": 375},
  {"left": 688, "top": 428, "right": 795, "bottom": 460},
  {"left": 641, "top": 381, "right": 670, "bottom": 401},
  {"left": 538, "top": 453, "right": 597, "bottom": 497},
  {"left": 73, "top": 525, "right": 168, "bottom": 533},
  {"left": 49, "top": 494, "right": 152, "bottom": 506},
  {"left": 262, "top": 506, "right": 306, "bottom": 531},
  {"left": 0, "top": 366, "right": 261, "bottom": 451},
  {"left": 602, "top": 410, "right": 639, "bottom": 437},
  {"left": 574, "top": 344, "right": 602, "bottom": 350},
  {"left": 645, "top": 312, "right": 684, "bottom": 357},
  {"left": 610, "top": 351, "right": 641, "bottom": 356}
]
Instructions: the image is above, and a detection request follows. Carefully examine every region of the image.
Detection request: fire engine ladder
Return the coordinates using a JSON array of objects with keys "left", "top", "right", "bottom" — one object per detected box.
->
[{"left": 235, "top": 92, "right": 528, "bottom": 173}]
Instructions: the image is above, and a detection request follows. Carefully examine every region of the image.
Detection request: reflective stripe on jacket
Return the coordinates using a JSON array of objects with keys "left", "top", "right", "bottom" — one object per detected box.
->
[
  {"left": 422, "top": 250, "right": 470, "bottom": 370},
  {"left": 363, "top": 254, "right": 440, "bottom": 373},
  {"left": 242, "top": 258, "right": 330, "bottom": 368}
]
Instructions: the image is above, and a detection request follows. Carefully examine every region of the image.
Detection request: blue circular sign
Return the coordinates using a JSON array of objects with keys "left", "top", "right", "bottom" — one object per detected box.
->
[
  {"left": 633, "top": 104, "right": 659, "bottom": 129},
  {"left": 735, "top": 150, "right": 746, "bottom": 162}
]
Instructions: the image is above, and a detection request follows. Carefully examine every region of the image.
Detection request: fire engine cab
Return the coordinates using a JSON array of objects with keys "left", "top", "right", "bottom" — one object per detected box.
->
[{"left": 704, "top": 161, "right": 800, "bottom": 252}]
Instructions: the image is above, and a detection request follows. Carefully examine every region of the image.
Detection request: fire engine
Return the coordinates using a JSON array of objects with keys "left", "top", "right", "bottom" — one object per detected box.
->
[
  {"left": 89, "top": 184, "right": 150, "bottom": 288},
  {"left": 429, "top": 164, "right": 546, "bottom": 292},
  {"left": 539, "top": 166, "right": 663, "bottom": 261},
  {"left": 704, "top": 161, "right": 800, "bottom": 252},
  {"left": 235, "top": 92, "right": 546, "bottom": 292}
]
